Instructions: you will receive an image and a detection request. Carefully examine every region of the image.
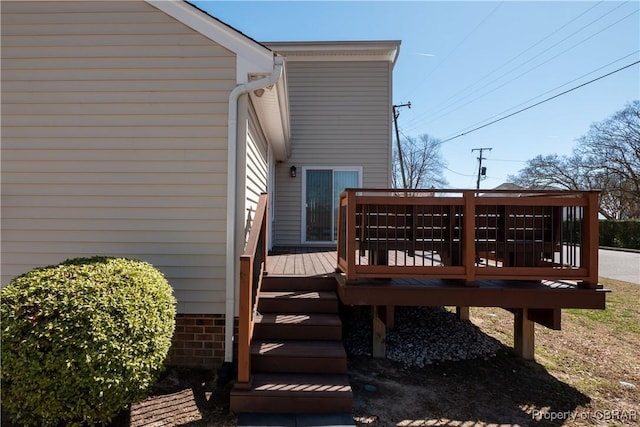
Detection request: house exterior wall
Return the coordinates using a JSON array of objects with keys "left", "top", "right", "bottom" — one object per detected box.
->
[
  {"left": 273, "top": 60, "right": 393, "bottom": 246},
  {"left": 1, "top": 1, "right": 236, "bottom": 316},
  {"left": 245, "top": 102, "right": 269, "bottom": 237}
]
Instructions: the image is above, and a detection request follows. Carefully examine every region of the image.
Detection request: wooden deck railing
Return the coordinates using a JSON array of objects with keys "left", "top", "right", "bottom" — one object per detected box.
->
[
  {"left": 337, "top": 189, "right": 599, "bottom": 287},
  {"left": 237, "top": 193, "right": 268, "bottom": 386}
]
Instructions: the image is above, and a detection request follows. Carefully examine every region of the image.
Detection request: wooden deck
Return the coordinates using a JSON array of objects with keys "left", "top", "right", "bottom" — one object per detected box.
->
[
  {"left": 267, "top": 248, "right": 607, "bottom": 310},
  {"left": 255, "top": 188, "right": 606, "bottom": 367},
  {"left": 267, "top": 247, "right": 337, "bottom": 276}
]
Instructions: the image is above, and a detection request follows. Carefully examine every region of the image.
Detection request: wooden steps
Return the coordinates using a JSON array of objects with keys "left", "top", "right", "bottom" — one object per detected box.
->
[
  {"left": 261, "top": 275, "right": 338, "bottom": 292},
  {"left": 258, "top": 291, "right": 338, "bottom": 313},
  {"left": 231, "top": 275, "right": 352, "bottom": 414},
  {"left": 230, "top": 373, "right": 352, "bottom": 414},
  {"left": 253, "top": 313, "right": 342, "bottom": 340},
  {"left": 251, "top": 340, "right": 347, "bottom": 374}
]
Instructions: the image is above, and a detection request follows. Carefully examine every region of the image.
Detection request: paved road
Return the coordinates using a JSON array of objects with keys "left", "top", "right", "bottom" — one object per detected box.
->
[{"left": 599, "top": 249, "right": 640, "bottom": 284}]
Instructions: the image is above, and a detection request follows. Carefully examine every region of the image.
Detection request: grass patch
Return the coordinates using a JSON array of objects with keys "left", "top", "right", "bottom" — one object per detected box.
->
[{"left": 566, "top": 279, "right": 640, "bottom": 335}]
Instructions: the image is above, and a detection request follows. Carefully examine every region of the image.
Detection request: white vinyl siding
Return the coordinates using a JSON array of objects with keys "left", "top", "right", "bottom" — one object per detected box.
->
[
  {"left": 245, "top": 103, "right": 269, "bottom": 238},
  {"left": 1, "top": 1, "right": 236, "bottom": 314},
  {"left": 274, "top": 61, "right": 392, "bottom": 246}
]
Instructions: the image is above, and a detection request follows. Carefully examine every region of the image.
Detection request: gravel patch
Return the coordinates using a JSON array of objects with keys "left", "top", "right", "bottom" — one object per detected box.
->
[{"left": 343, "top": 306, "right": 502, "bottom": 367}]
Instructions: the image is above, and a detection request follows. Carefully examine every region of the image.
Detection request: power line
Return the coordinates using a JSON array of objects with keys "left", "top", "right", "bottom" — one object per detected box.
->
[
  {"left": 408, "top": 5, "right": 639, "bottom": 131},
  {"left": 449, "top": 50, "right": 639, "bottom": 136},
  {"left": 402, "top": 1, "right": 609, "bottom": 130},
  {"left": 485, "top": 158, "right": 527, "bottom": 163},
  {"left": 439, "top": 59, "right": 640, "bottom": 144},
  {"left": 402, "top": 1, "right": 635, "bottom": 132},
  {"left": 444, "top": 166, "right": 476, "bottom": 177},
  {"left": 401, "top": 2, "right": 503, "bottom": 100}
]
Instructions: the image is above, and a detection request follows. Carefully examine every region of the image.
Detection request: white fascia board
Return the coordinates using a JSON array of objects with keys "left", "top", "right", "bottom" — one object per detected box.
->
[
  {"left": 146, "top": 0, "right": 273, "bottom": 83},
  {"left": 266, "top": 41, "right": 401, "bottom": 65},
  {"left": 249, "top": 72, "right": 291, "bottom": 161}
]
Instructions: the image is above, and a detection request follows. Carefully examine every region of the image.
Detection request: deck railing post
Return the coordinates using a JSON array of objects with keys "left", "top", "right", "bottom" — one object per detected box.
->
[
  {"left": 337, "top": 193, "right": 345, "bottom": 268},
  {"left": 580, "top": 191, "right": 599, "bottom": 288},
  {"left": 261, "top": 193, "right": 268, "bottom": 275},
  {"left": 237, "top": 255, "right": 252, "bottom": 385},
  {"left": 236, "top": 193, "right": 268, "bottom": 387},
  {"left": 346, "top": 190, "right": 357, "bottom": 281},
  {"left": 463, "top": 191, "right": 477, "bottom": 285}
]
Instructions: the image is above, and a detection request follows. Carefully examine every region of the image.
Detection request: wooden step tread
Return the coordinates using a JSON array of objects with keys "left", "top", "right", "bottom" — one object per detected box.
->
[
  {"left": 261, "top": 276, "right": 337, "bottom": 292},
  {"left": 249, "top": 373, "right": 352, "bottom": 396},
  {"left": 260, "top": 291, "right": 337, "bottom": 301},
  {"left": 251, "top": 340, "right": 346, "bottom": 358},
  {"left": 255, "top": 313, "right": 341, "bottom": 326},
  {"left": 230, "top": 373, "right": 352, "bottom": 413}
]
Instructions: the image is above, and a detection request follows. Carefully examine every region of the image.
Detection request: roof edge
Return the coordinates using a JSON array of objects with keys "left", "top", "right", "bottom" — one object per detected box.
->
[{"left": 265, "top": 40, "right": 401, "bottom": 64}]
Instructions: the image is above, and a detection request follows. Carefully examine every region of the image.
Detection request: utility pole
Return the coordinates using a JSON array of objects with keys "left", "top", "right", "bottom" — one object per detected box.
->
[
  {"left": 393, "top": 102, "right": 411, "bottom": 190},
  {"left": 472, "top": 147, "right": 492, "bottom": 190}
]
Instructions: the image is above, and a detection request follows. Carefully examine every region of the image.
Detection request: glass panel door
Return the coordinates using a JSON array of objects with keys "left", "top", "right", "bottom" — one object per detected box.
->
[
  {"left": 333, "top": 171, "right": 359, "bottom": 240},
  {"left": 306, "top": 169, "right": 332, "bottom": 242},
  {"left": 305, "top": 168, "right": 360, "bottom": 243}
]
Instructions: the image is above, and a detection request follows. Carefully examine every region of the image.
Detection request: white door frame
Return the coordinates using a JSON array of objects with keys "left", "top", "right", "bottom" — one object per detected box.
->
[{"left": 301, "top": 166, "right": 363, "bottom": 244}]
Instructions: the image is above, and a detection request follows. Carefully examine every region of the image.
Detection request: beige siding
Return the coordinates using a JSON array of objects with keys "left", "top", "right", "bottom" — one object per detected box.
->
[
  {"left": 1, "top": 1, "right": 236, "bottom": 314},
  {"left": 274, "top": 61, "right": 392, "bottom": 246},
  {"left": 245, "top": 102, "right": 269, "bottom": 238}
]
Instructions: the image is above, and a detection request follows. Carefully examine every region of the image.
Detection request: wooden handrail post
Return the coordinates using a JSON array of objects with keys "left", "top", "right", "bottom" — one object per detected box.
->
[
  {"left": 346, "top": 190, "right": 357, "bottom": 281},
  {"left": 261, "top": 192, "right": 268, "bottom": 275},
  {"left": 337, "top": 193, "right": 344, "bottom": 267},
  {"left": 237, "top": 255, "right": 252, "bottom": 384},
  {"left": 463, "top": 191, "right": 477, "bottom": 285},
  {"left": 580, "top": 191, "right": 599, "bottom": 288},
  {"left": 236, "top": 193, "right": 268, "bottom": 386}
]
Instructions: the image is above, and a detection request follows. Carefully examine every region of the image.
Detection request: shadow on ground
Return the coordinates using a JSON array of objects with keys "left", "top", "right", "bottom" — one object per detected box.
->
[
  {"left": 124, "top": 368, "right": 237, "bottom": 427},
  {"left": 349, "top": 350, "right": 590, "bottom": 426}
]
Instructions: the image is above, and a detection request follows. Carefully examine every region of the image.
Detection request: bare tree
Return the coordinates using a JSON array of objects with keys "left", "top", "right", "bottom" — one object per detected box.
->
[
  {"left": 576, "top": 100, "right": 640, "bottom": 218},
  {"left": 392, "top": 133, "right": 448, "bottom": 189},
  {"left": 509, "top": 101, "right": 640, "bottom": 219}
]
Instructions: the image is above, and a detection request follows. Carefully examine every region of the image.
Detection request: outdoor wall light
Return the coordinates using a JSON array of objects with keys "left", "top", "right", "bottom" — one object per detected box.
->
[{"left": 290, "top": 165, "right": 297, "bottom": 178}]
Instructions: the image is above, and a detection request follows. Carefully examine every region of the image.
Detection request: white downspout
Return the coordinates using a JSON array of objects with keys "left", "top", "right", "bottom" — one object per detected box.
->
[{"left": 225, "top": 56, "right": 284, "bottom": 363}]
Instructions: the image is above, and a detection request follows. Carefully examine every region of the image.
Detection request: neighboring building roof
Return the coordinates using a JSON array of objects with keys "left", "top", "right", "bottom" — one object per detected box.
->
[{"left": 492, "top": 183, "right": 525, "bottom": 191}]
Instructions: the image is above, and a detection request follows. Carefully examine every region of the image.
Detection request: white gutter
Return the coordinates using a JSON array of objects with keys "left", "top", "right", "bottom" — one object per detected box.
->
[{"left": 225, "top": 56, "right": 284, "bottom": 363}]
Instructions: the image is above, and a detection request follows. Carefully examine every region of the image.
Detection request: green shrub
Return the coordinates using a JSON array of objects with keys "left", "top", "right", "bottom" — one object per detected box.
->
[
  {"left": 1, "top": 257, "right": 176, "bottom": 426},
  {"left": 600, "top": 220, "right": 640, "bottom": 250}
]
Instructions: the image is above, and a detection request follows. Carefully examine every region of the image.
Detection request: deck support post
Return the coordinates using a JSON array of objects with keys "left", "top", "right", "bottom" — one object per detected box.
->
[
  {"left": 514, "top": 308, "right": 535, "bottom": 360},
  {"left": 372, "top": 306, "right": 386, "bottom": 359},
  {"left": 456, "top": 306, "right": 470, "bottom": 321}
]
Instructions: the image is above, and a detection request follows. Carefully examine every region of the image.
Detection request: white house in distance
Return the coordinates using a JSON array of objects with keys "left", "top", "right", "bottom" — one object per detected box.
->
[{"left": 1, "top": 1, "right": 399, "bottom": 369}]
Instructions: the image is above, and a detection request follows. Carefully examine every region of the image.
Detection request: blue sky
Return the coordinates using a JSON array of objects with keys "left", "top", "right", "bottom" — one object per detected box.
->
[{"left": 193, "top": 1, "right": 639, "bottom": 189}]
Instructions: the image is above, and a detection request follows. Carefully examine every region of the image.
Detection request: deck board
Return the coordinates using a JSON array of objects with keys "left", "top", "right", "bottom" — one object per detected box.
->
[{"left": 269, "top": 247, "right": 336, "bottom": 277}]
